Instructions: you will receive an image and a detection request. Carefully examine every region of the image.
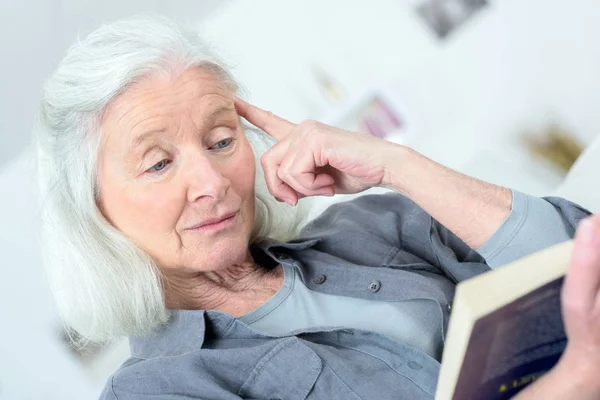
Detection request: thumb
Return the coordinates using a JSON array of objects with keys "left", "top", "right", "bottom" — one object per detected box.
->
[{"left": 563, "top": 216, "right": 600, "bottom": 316}]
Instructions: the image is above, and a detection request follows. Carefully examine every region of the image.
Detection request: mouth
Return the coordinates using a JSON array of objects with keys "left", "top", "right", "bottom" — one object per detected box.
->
[{"left": 187, "top": 211, "right": 239, "bottom": 232}]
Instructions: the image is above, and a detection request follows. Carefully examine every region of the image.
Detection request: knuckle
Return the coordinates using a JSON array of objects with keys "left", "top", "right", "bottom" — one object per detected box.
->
[
  {"left": 264, "top": 171, "right": 280, "bottom": 190},
  {"left": 299, "top": 119, "right": 320, "bottom": 131},
  {"left": 277, "top": 167, "right": 288, "bottom": 181},
  {"left": 306, "top": 134, "right": 320, "bottom": 146},
  {"left": 260, "top": 153, "right": 270, "bottom": 167}
]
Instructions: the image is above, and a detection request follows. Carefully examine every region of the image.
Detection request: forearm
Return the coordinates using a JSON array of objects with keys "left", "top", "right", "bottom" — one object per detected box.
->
[{"left": 383, "top": 146, "right": 512, "bottom": 249}]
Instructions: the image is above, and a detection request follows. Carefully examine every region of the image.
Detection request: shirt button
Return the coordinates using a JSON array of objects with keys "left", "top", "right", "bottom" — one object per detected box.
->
[
  {"left": 368, "top": 280, "right": 381, "bottom": 292},
  {"left": 314, "top": 274, "right": 327, "bottom": 284},
  {"left": 447, "top": 301, "right": 453, "bottom": 313},
  {"left": 408, "top": 361, "right": 423, "bottom": 370}
]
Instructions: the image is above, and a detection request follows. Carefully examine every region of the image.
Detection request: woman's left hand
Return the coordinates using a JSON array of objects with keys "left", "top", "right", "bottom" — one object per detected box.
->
[
  {"left": 513, "top": 214, "right": 600, "bottom": 400},
  {"left": 559, "top": 214, "right": 600, "bottom": 379},
  {"left": 235, "top": 98, "right": 399, "bottom": 205}
]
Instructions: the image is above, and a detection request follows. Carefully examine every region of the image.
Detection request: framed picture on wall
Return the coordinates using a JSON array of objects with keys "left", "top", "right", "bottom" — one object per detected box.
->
[
  {"left": 412, "top": 0, "right": 489, "bottom": 39},
  {"left": 321, "top": 85, "right": 409, "bottom": 145}
]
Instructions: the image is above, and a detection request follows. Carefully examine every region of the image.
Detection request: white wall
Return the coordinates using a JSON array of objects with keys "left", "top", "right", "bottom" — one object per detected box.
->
[
  {"left": 1, "top": 0, "right": 600, "bottom": 398},
  {"left": 0, "top": 2, "right": 229, "bottom": 399},
  {"left": 0, "top": 150, "right": 103, "bottom": 399},
  {"left": 200, "top": 0, "right": 600, "bottom": 194},
  {"left": 0, "top": 0, "right": 229, "bottom": 172}
]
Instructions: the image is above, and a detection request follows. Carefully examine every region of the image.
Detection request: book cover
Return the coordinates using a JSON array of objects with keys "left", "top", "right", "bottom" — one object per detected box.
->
[
  {"left": 436, "top": 241, "right": 574, "bottom": 399},
  {"left": 453, "top": 277, "right": 565, "bottom": 399}
]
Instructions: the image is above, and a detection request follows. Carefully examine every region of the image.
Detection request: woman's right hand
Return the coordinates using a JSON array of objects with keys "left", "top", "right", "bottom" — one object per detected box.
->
[{"left": 235, "top": 98, "right": 404, "bottom": 205}]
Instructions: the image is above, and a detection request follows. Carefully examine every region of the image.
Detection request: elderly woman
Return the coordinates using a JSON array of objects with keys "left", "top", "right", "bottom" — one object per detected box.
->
[{"left": 37, "top": 16, "right": 600, "bottom": 400}]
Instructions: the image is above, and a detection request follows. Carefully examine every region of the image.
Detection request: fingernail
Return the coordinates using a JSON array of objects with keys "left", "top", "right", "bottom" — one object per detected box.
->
[{"left": 318, "top": 189, "right": 335, "bottom": 197}]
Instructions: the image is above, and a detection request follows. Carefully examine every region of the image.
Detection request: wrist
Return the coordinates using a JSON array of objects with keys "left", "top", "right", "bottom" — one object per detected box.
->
[{"left": 380, "top": 144, "right": 417, "bottom": 193}]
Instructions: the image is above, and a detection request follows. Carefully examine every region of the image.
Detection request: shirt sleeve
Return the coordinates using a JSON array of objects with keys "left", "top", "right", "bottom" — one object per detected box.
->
[
  {"left": 428, "top": 191, "right": 590, "bottom": 282},
  {"left": 299, "top": 191, "right": 590, "bottom": 284},
  {"left": 476, "top": 190, "right": 592, "bottom": 269}
]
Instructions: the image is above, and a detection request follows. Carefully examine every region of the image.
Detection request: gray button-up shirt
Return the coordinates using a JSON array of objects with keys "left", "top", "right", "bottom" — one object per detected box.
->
[{"left": 99, "top": 192, "right": 590, "bottom": 400}]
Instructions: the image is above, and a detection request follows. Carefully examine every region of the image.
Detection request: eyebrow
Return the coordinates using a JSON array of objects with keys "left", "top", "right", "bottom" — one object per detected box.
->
[{"left": 129, "top": 106, "right": 236, "bottom": 151}]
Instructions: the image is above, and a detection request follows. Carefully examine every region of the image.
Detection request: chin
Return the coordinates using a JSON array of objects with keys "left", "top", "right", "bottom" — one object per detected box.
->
[
  {"left": 181, "top": 207, "right": 255, "bottom": 271},
  {"left": 192, "top": 235, "right": 251, "bottom": 272}
]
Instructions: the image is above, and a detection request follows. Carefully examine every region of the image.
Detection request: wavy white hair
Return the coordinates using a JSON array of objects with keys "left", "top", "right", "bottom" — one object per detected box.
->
[{"left": 35, "top": 15, "right": 313, "bottom": 347}]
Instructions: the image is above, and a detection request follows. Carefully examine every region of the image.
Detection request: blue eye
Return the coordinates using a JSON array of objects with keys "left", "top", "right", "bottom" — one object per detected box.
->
[
  {"left": 212, "top": 138, "right": 233, "bottom": 150},
  {"left": 148, "top": 159, "right": 170, "bottom": 173}
]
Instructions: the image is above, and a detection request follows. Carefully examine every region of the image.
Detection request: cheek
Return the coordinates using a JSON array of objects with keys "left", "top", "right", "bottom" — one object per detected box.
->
[
  {"left": 100, "top": 172, "right": 184, "bottom": 236},
  {"left": 132, "top": 187, "right": 182, "bottom": 215}
]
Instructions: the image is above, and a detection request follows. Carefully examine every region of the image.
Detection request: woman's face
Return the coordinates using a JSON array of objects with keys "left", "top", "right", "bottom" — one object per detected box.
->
[{"left": 98, "top": 67, "right": 256, "bottom": 273}]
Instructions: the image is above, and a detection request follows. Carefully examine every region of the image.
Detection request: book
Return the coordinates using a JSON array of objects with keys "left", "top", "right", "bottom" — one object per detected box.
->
[{"left": 436, "top": 240, "right": 574, "bottom": 400}]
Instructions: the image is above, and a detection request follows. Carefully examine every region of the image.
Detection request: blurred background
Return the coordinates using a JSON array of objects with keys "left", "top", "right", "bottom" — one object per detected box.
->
[{"left": 1, "top": 0, "right": 599, "bottom": 398}]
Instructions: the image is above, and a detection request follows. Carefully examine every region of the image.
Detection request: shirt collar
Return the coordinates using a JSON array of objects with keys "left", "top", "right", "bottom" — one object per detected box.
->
[
  {"left": 129, "top": 237, "right": 321, "bottom": 359},
  {"left": 253, "top": 237, "right": 321, "bottom": 259},
  {"left": 130, "top": 309, "right": 248, "bottom": 358},
  {"left": 130, "top": 310, "right": 205, "bottom": 358}
]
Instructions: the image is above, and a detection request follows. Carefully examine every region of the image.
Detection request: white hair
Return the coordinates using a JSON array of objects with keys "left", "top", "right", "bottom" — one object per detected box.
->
[{"left": 35, "top": 15, "right": 314, "bottom": 348}]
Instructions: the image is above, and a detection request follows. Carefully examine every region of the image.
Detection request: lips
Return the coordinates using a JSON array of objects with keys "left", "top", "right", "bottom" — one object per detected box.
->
[{"left": 188, "top": 211, "right": 238, "bottom": 230}]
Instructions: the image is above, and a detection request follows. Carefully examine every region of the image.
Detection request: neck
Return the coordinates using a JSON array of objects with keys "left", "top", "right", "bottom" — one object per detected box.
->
[{"left": 162, "top": 250, "right": 283, "bottom": 316}]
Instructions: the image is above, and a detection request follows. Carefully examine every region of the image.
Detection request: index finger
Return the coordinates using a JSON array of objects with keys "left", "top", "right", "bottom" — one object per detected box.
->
[{"left": 234, "top": 97, "right": 296, "bottom": 140}]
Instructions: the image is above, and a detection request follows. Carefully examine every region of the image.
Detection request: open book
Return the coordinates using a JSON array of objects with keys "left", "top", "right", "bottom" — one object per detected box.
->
[{"left": 436, "top": 240, "right": 574, "bottom": 400}]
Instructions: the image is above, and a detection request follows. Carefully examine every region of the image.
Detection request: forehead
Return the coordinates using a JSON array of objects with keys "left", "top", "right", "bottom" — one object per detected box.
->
[{"left": 102, "top": 67, "right": 233, "bottom": 130}]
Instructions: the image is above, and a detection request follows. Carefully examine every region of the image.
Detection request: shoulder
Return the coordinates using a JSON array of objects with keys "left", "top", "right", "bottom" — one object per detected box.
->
[
  {"left": 97, "top": 351, "right": 253, "bottom": 399},
  {"left": 298, "top": 192, "right": 434, "bottom": 266},
  {"left": 324, "top": 191, "right": 420, "bottom": 214},
  {"left": 302, "top": 191, "right": 430, "bottom": 238}
]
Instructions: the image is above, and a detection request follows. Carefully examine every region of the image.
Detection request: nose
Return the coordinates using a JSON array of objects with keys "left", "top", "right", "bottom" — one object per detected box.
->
[{"left": 184, "top": 152, "right": 231, "bottom": 204}]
